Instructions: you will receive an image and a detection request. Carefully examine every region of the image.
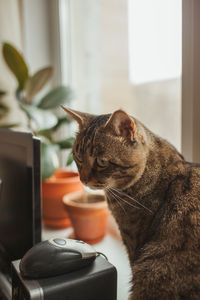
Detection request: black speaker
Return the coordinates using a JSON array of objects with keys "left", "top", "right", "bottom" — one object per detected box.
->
[{"left": 12, "top": 256, "right": 117, "bottom": 300}]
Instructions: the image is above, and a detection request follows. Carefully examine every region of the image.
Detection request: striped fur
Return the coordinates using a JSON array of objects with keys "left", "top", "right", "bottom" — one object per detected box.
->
[{"left": 64, "top": 107, "right": 200, "bottom": 299}]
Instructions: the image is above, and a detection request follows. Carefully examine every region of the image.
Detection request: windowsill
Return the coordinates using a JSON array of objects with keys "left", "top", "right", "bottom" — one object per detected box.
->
[{"left": 42, "top": 215, "right": 131, "bottom": 300}]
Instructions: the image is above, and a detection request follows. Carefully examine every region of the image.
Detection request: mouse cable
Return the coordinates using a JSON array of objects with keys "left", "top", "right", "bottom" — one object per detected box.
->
[{"left": 96, "top": 252, "right": 108, "bottom": 260}]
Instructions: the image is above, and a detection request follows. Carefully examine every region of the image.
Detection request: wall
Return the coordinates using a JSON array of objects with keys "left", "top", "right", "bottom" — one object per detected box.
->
[{"left": 0, "top": 0, "right": 27, "bottom": 129}]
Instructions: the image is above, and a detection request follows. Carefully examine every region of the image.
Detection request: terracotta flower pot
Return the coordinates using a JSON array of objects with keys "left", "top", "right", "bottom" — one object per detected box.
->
[
  {"left": 63, "top": 191, "right": 109, "bottom": 244},
  {"left": 42, "top": 169, "right": 84, "bottom": 229}
]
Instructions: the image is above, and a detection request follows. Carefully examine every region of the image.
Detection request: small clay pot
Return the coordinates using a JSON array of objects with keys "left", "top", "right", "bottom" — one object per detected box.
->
[
  {"left": 63, "top": 191, "right": 109, "bottom": 244},
  {"left": 42, "top": 169, "right": 84, "bottom": 229}
]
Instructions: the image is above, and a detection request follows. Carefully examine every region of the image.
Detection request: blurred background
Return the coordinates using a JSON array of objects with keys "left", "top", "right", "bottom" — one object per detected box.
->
[
  {"left": 0, "top": 1, "right": 183, "bottom": 299},
  {"left": 0, "top": 0, "right": 182, "bottom": 152}
]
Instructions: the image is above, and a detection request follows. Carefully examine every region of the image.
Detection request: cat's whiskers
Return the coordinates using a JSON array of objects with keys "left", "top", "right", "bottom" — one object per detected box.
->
[
  {"left": 106, "top": 189, "right": 126, "bottom": 215},
  {"left": 106, "top": 188, "right": 127, "bottom": 215},
  {"left": 110, "top": 187, "right": 152, "bottom": 214},
  {"left": 107, "top": 188, "right": 141, "bottom": 211},
  {"left": 105, "top": 191, "right": 121, "bottom": 214},
  {"left": 109, "top": 188, "right": 141, "bottom": 210}
]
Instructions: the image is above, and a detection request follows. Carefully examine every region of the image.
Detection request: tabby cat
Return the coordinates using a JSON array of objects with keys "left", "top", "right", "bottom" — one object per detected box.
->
[{"left": 62, "top": 106, "right": 200, "bottom": 300}]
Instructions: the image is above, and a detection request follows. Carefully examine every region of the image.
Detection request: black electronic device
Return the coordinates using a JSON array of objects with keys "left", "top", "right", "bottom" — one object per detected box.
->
[
  {"left": 0, "top": 178, "right": 2, "bottom": 197},
  {"left": 12, "top": 256, "right": 117, "bottom": 300},
  {"left": 20, "top": 238, "right": 98, "bottom": 279},
  {"left": 0, "top": 130, "right": 41, "bottom": 262}
]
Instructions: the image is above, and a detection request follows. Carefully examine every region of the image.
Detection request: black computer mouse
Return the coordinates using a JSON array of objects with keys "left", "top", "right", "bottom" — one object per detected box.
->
[{"left": 19, "top": 238, "right": 97, "bottom": 279}]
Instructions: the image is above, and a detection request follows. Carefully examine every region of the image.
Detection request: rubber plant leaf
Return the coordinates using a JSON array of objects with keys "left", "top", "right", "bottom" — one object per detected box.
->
[
  {"left": 37, "top": 129, "right": 53, "bottom": 141},
  {"left": 25, "top": 66, "right": 53, "bottom": 103},
  {"left": 0, "top": 123, "right": 18, "bottom": 129},
  {"left": 57, "top": 137, "right": 74, "bottom": 149},
  {"left": 20, "top": 104, "right": 57, "bottom": 131},
  {"left": 41, "top": 142, "right": 59, "bottom": 181},
  {"left": 0, "top": 103, "right": 9, "bottom": 113},
  {"left": 66, "top": 152, "right": 74, "bottom": 166},
  {"left": 0, "top": 90, "right": 6, "bottom": 97},
  {"left": 38, "top": 86, "right": 73, "bottom": 109},
  {"left": 52, "top": 115, "right": 72, "bottom": 130},
  {"left": 2, "top": 42, "right": 29, "bottom": 90}
]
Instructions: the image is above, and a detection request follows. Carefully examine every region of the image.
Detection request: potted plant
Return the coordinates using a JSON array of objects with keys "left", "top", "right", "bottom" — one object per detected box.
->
[
  {"left": 42, "top": 170, "right": 84, "bottom": 228},
  {"left": 2, "top": 42, "right": 84, "bottom": 228},
  {"left": 63, "top": 191, "right": 109, "bottom": 244},
  {"left": 0, "top": 90, "right": 18, "bottom": 129}
]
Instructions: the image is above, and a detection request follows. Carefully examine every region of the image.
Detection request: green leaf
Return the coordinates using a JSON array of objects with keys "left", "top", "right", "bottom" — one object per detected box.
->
[
  {"left": 0, "top": 90, "right": 6, "bottom": 97},
  {"left": 51, "top": 116, "right": 72, "bottom": 131},
  {"left": 0, "top": 102, "right": 9, "bottom": 118},
  {"left": 38, "top": 86, "right": 73, "bottom": 109},
  {"left": 37, "top": 128, "right": 53, "bottom": 141},
  {"left": 66, "top": 152, "right": 74, "bottom": 166},
  {"left": 57, "top": 137, "right": 74, "bottom": 149},
  {"left": 20, "top": 104, "right": 57, "bottom": 130},
  {"left": 41, "top": 142, "right": 59, "bottom": 181},
  {"left": 37, "top": 116, "right": 72, "bottom": 140},
  {"left": 30, "top": 97, "right": 42, "bottom": 106},
  {"left": 0, "top": 103, "right": 9, "bottom": 113},
  {"left": 25, "top": 66, "right": 53, "bottom": 102},
  {"left": 2, "top": 42, "right": 29, "bottom": 90},
  {"left": 0, "top": 123, "right": 18, "bottom": 129},
  {"left": 15, "top": 89, "right": 24, "bottom": 103}
]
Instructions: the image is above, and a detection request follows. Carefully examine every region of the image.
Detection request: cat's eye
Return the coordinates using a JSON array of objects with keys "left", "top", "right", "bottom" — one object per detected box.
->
[{"left": 96, "top": 157, "right": 108, "bottom": 168}]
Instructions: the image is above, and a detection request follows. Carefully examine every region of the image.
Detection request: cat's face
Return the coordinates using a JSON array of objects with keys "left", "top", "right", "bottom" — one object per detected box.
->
[{"left": 62, "top": 107, "right": 149, "bottom": 190}]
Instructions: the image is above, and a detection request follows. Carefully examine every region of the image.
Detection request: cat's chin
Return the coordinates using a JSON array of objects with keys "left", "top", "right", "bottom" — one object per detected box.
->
[{"left": 88, "top": 186, "right": 101, "bottom": 190}]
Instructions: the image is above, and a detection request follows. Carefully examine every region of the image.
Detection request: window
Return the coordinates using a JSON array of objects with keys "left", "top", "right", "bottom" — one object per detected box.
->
[
  {"left": 59, "top": 0, "right": 182, "bottom": 151},
  {"left": 128, "top": 0, "right": 182, "bottom": 84},
  {"left": 128, "top": 0, "right": 182, "bottom": 151}
]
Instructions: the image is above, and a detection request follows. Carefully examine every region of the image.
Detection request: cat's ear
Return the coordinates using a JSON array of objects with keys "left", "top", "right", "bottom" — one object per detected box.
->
[
  {"left": 61, "top": 106, "right": 93, "bottom": 130},
  {"left": 104, "top": 109, "right": 135, "bottom": 141}
]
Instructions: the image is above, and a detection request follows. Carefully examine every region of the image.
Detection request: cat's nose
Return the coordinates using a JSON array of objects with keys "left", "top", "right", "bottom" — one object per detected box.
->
[
  {"left": 80, "top": 166, "right": 92, "bottom": 184},
  {"left": 80, "top": 171, "right": 90, "bottom": 185}
]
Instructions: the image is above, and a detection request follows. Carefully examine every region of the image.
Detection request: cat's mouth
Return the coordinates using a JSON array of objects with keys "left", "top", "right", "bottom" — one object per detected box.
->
[
  {"left": 84, "top": 182, "right": 105, "bottom": 190},
  {"left": 89, "top": 184, "right": 104, "bottom": 189}
]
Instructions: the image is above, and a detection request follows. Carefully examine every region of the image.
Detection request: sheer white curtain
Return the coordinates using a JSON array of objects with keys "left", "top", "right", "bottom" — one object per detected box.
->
[{"left": 59, "top": 0, "right": 102, "bottom": 114}]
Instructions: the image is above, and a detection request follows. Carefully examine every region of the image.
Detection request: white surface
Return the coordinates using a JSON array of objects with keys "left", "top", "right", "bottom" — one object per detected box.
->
[{"left": 42, "top": 226, "right": 131, "bottom": 300}]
